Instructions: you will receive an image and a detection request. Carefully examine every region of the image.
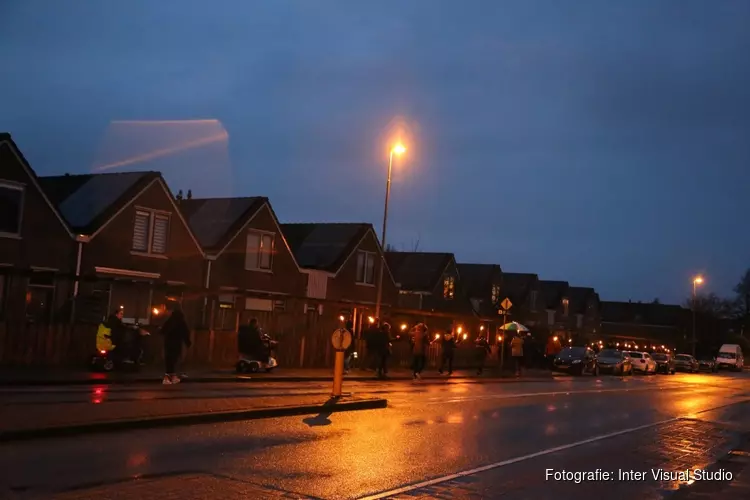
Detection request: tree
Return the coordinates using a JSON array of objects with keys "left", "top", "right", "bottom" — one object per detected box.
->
[
  {"left": 385, "top": 244, "right": 398, "bottom": 252},
  {"left": 733, "top": 269, "right": 750, "bottom": 334},
  {"left": 683, "top": 293, "right": 735, "bottom": 319},
  {"left": 652, "top": 298, "right": 661, "bottom": 304}
]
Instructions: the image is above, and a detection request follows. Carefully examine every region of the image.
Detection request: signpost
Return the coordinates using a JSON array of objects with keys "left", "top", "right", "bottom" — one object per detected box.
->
[
  {"left": 498, "top": 298, "right": 513, "bottom": 370},
  {"left": 331, "top": 327, "right": 352, "bottom": 398}
]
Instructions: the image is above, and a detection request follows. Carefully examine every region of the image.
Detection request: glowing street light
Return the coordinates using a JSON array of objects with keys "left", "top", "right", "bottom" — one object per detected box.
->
[
  {"left": 401, "top": 323, "right": 408, "bottom": 331},
  {"left": 374, "top": 143, "right": 407, "bottom": 320}
]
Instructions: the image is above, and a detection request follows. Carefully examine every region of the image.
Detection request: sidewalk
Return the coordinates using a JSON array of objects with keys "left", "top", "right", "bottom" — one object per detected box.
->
[{"left": 0, "top": 366, "right": 556, "bottom": 386}]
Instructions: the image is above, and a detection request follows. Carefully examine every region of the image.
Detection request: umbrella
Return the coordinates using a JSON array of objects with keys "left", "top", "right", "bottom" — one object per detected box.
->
[{"left": 500, "top": 321, "right": 529, "bottom": 333}]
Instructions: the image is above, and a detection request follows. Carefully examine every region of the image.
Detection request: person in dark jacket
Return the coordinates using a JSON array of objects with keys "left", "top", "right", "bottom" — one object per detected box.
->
[
  {"left": 363, "top": 320, "right": 379, "bottom": 371},
  {"left": 434, "top": 328, "right": 461, "bottom": 375},
  {"left": 238, "top": 318, "right": 263, "bottom": 359},
  {"left": 475, "top": 334, "right": 491, "bottom": 375},
  {"left": 160, "top": 302, "right": 191, "bottom": 385},
  {"left": 410, "top": 323, "right": 429, "bottom": 380},
  {"left": 371, "top": 322, "right": 392, "bottom": 379}
]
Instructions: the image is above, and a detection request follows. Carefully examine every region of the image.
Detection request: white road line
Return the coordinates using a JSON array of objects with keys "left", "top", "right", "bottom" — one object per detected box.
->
[{"left": 357, "top": 398, "right": 750, "bottom": 500}]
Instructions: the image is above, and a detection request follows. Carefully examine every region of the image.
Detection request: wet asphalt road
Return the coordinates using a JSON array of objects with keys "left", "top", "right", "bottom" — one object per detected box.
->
[{"left": 2, "top": 371, "right": 750, "bottom": 499}]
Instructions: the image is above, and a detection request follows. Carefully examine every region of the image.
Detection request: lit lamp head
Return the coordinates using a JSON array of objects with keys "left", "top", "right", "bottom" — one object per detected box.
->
[
  {"left": 457, "top": 326, "right": 463, "bottom": 334},
  {"left": 553, "top": 336, "right": 559, "bottom": 342},
  {"left": 497, "top": 334, "right": 503, "bottom": 342},
  {"left": 339, "top": 315, "right": 345, "bottom": 322},
  {"left": 480, "top": 325, "right": 485, "bottom": 331},
  {"left": 152, "top": 307, "right": 160, "bottom": 316},
  {"left": 401, "top": 323, "right": 407, "bottom": 331},
  {"left": 392, "top": 143, "right": 406, "bottom": 156},
  {"left": 368, "top": 316, "right": 375, "bottom": 324},
  {"left": 693, "top": 276, "right": 704, "bottom": 285}
]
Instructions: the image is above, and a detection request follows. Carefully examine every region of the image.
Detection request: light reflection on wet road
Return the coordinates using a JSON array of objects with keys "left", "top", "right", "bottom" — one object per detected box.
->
[{"left": 1, "top": 372, "right": 749, "bottom": 499}]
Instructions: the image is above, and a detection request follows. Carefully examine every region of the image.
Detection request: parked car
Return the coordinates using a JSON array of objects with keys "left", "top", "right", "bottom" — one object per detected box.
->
[
  {"left": 553, "top": 346, "right": 600, "bottom": 376},
  {"left": 716, "top": 344, "right": 745, "bottom": 372},
  {"left": 596, "top": 349, "right": 632, "bottom": 375},
  {"left": 625, "top": 351, "right": 657, "bottom": 374},
  {"left": 651, "top": 352, "right": 676, "bottom": 375},
  {"left": 697, "top": 357, "right": 718, "bottom": 373},
  {"left": 673, "top": 354, "right": 699, "bottom": 373}
]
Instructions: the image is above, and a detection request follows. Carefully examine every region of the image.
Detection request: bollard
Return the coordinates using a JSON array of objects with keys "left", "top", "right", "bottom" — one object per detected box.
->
[{"left": 331, "top": 327, "right": 352, "bottom": 398}]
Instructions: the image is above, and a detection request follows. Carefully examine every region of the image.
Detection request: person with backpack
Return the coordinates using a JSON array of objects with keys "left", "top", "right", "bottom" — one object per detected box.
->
[{"left": 160, "top": 301, "right": 191, "bottom": 385}]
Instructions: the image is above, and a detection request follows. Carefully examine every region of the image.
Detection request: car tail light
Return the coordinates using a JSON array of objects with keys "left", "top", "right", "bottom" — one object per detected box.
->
[{"left": 100, "top": 350, "right": 107, "bottom": 354}]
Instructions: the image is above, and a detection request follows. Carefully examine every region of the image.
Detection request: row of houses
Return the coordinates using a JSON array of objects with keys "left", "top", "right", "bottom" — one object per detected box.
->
[{"left": 0, "top": 132, "right": 692, "bottom": 367}]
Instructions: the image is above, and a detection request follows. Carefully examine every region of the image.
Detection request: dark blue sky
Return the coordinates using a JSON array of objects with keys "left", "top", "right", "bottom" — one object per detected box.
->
[{"left": 2, "top": 1, "right": 749, "bottom": 304}]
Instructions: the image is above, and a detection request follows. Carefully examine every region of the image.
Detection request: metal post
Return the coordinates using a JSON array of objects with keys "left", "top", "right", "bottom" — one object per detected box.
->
[
  {"left": 374, "top": 151, "right": 394, "bottom": 320},
  {"left": 692, "top": 281, "right": 697, "bottom": 357},
  {"left": 332, "top": 350, "right": 345, "bottom": 397}
]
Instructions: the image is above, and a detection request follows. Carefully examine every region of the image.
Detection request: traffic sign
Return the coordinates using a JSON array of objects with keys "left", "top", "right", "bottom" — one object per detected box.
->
[
  {"left": 331, "top": 328, "right": 352, "bottom": 351},
  {"left": 501, "top": 298, "right": 513, "bottom": 310}
]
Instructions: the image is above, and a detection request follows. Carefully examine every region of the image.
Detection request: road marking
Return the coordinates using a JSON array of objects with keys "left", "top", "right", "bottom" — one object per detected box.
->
[
  {"left": 422, "top": 384, "right": 698, "bottom": 405},
  {"left": 357, "top": 398, "right": 750, "bottom": 500}
]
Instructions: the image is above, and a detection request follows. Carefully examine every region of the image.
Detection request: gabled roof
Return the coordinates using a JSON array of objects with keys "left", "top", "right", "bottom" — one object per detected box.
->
[
  {"left": 600, "top": 301, "right": 687, "bottom": 326},
  {"left": 38, "top": 171, "right": 159, "bottom": 234},
  {"left": 280, "top": 223, "right": 372, "bottom": 273},
  {"left": 0, "top": 133, "right": 73, "bottom": 238},
  {"left": 539, "top": 280, "right": 569, "bottom": 309},
  {"left": 499, "top": 272, "right": 538, "bottom": 304},
  {"left": 179, "top": 197, "right": 267, "bottom": 251},
  {"left": 385, "top": 252, "right": 454, "bottom": 292},
  {"left": 456, "top": 263, "right": 502, "bottom": 298},
  {"left": 567, "top": 286, "right": 597, "bottom": 314}
]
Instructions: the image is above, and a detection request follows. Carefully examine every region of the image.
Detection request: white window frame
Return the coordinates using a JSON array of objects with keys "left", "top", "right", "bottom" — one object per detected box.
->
[
  {"left": 132, "top": 208, "right": 171, "bottom": 256},
  {"left": 355, "top": 251, "right": 376, "bottom": 285},
  {"left": 245, "top": 230, "right": 275, "bottom": 272},
  {"left": 0, "top": 181, "right": 25, "bottom": 238}
]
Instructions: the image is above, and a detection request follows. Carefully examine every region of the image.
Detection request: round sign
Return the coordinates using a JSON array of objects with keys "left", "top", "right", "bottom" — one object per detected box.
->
[{"left": 331, "top": 328, "right": 352, "bottom": 350}]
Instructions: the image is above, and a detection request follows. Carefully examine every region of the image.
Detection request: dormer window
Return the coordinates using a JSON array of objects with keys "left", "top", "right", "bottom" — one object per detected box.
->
[
  {"left": 443, "top": 276, "right": 455, "bottom": 300},
  {"left": 0, "top": 181, "right": 24, "bottom": 238},
  {"left": 491, "top": 284, "right": 500, "bottom": 304},
  {"left": 133, "top": 209, "right": 170, "bottom": 255},
  {"left": 562, "top": 297, "right": 569, "bottom": 317}
]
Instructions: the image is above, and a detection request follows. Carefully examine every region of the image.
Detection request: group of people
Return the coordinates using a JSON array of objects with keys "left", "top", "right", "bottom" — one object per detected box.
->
[
  {"left": 96, "top": 301, "right": 192, "bottom": 385},
  {"left": 355, "top": 319, "right": 530, "bottom": 380}
]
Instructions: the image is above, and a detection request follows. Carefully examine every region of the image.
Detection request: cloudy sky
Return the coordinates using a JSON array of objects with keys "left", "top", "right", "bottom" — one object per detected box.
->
[{"left": 1, "top": 0, "right": 749, "bottom": 304}]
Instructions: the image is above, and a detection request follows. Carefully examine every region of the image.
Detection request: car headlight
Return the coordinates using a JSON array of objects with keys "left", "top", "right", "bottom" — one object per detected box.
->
[{"left": 572, "top": 360, "right": 581, "bottom": 364}]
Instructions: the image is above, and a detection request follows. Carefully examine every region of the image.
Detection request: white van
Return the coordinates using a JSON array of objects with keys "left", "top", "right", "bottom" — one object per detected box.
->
[{"left": 716, "top": 344, "right": 745, "bottom": 372}]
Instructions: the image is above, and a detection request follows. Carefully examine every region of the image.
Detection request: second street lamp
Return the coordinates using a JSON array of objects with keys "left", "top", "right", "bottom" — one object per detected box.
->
[
  {"left": 374, "top": 143, "right": 406, "bottom": 320},
  {"left": 692, "top": 275, "right": 704, "bottom": 357}
]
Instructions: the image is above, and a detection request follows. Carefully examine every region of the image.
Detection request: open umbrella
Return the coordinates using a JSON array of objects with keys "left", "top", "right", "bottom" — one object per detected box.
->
[{"left": 500, "top": 321, "right": 529, "bottom": 333}]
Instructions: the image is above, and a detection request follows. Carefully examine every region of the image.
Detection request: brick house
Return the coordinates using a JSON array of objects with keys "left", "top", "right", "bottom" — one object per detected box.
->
[
  {"left": 0, "top": 133, "right": 76, "bottom": 333},
  {"left": 39, "top": 171, "right": 205, "bottom": 326},
  {"left": 537, "top": 280, "right": 570, "bottom": 340},
  {"left": 497, "top": 272, "right": 541, "bottom": 328},
  {"left": 280, "top": 223, "right": 399, "bottom": 332},
  {"left": 599, "top": 301, "right": 688, "bottom": 350},
  {"left": 566, "top": 286, "right": 601, "bottom": 339},
  {"left": 179, "top": 196, "right": 307, "bottom": 331},
  {"left": 456, "top": 263, "right": 503, "bottom": 332}
]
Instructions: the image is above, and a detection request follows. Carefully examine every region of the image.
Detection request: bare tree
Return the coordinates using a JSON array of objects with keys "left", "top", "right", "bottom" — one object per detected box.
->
[
  {"left": 384, "top": 244, "right": 398, "bottom": 252},
  {"left": 734, "top": 269, "right": 750, "bottom": 333},
  {"left": 652, "top": 298, "right": 661, "bottom": 304},
  {"left": 410, "top": 234, "right": 421, "bottom": 252}
]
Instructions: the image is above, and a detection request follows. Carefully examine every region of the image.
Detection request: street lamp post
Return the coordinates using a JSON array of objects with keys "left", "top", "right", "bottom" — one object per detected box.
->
[
  {"left": 374, "top": 143, "right": 406, "bottom": 320},
  {"left": 692, "top": 275, "right": 704, "bottom": 357}
]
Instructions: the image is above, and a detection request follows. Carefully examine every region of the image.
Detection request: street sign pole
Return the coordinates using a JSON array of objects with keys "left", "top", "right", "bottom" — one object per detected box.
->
[{"left": 498, "top": 297, "right": 513, "bottom": 371}]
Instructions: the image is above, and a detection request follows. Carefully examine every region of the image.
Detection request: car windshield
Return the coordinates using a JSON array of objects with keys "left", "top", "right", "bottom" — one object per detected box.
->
[
  {"left": 628, "top": 352, "right": 643, "bottom": 358},
  {"left": 718, "top": 352, "right": 736, "bottom": 359},
  {"left": 675, "top": 355, "right": 691, "bottom": 361},
  {"left": 559, "top": 347, "right": 585, "bottom": 357},
  {"left": 652, "top": 353, "right": 668, "bottom": 361},
  {"left": 598, "top": 349, "right": 620, "bottom": 358}
]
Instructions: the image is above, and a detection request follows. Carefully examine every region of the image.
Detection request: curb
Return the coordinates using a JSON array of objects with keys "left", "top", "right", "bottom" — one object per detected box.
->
[
  {"left": 0, "top": 397, "right": 388, "bottom": 443},
  {"left": 0, "top": 374, "right": 556, "bottom": 387}
]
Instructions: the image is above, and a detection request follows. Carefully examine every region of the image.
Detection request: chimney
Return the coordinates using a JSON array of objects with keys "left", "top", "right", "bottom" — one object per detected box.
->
[
  {"left": 187, "top": 189, "right": 192, "bottom": 200},
  {"left": 176, "top": 190, "right": 183, "bottom": 203}
]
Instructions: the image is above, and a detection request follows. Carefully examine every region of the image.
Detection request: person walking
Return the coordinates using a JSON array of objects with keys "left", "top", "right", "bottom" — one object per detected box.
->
[
  {"left": 474, "top": 334, "right": 491, "bottom": 375},
  {"left": 373, "top": 321, "right": 392, "bottom": 379},
  {"left": 160, "top": 302, "right": 191, "bottom": 385},
  {"left": 434, "top": 327, "right": 461, "bottom": 376},
  {"left": 511, "top": 332, "right": 525, "bottom": 377},
  {"left": 410, "top": 323, "right": 429, "bottom": 380}
]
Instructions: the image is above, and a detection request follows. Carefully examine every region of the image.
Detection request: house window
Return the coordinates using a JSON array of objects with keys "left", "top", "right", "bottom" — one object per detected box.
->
[
  {"left": 443, "top": 276, "right": 455, "bottom": 300},
  {"left": 491, "top": 284, "right": 500, "bottom": 304},
  {"left": 562, "top": 298, "right": 569, "bottom": 317},
  {"left": 246, "top": 231, "right": 274, "bottom": 271},
  {"left": 547, "top": 310, "right": 555, "bottom": 326},
  {"left": 356, "top": 251, "right": 376, "bottom": 285},
  {"left": 132, "top": 209, "right": 170, "bottom": 255},
  {"left": 0, "top": 182, "right": 24, "bottom": 236},
  {"left": 529, "top": 291, "right": 538, "bottom": 311},
  {"left": 26, "top": 272, "right": 56, "bottom": 324}
]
